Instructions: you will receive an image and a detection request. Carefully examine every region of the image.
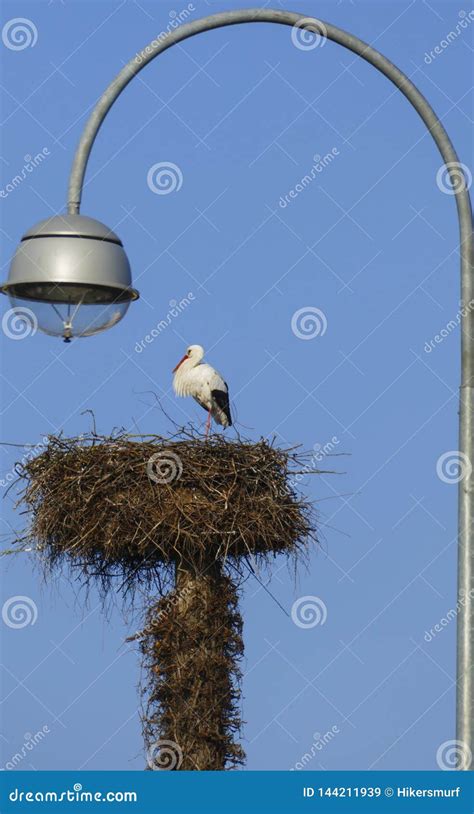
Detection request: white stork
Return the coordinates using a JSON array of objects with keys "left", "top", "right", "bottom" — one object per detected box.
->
[{"left": 172, "top": 344, "right": 232, "bottom": 436}]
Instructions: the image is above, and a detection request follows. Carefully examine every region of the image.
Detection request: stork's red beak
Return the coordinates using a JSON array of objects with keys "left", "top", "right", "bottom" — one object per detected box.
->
[{"left": 172, "top": 354, "right": 188, "bottom": 373}]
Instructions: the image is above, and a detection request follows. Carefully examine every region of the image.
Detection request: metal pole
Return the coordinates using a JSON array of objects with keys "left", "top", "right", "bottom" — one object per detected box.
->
[{"left": 66, "top": 8, "right": 474, "bottom": 766}]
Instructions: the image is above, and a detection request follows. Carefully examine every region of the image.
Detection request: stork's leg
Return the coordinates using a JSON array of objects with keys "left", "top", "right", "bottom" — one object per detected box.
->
[{"left": 205, "top": 410, "right": 212, "bottom": 438}]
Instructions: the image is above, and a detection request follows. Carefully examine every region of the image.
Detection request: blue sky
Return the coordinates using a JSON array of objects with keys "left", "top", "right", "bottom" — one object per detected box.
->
[{"left": 0, "top": 0, "right": 472, "bottom": 772}]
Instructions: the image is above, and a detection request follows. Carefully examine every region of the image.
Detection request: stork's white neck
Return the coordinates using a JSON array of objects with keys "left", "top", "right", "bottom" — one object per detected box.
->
[
  {"left": 175, "top": 356, "right": 201, "bottom": 375},
  {"left": 173, "top": 357, "right": 203, "bottom": 396}
]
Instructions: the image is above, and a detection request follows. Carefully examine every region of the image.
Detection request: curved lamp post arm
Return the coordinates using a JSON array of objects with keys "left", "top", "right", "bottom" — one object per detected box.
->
[{"left": 67, "top": 8, "right": 474, "bottom": 765}]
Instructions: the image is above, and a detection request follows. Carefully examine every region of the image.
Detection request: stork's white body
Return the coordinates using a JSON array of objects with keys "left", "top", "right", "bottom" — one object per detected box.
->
[{"left": 173, "top": 345, "right": 232, "bottom": 432}]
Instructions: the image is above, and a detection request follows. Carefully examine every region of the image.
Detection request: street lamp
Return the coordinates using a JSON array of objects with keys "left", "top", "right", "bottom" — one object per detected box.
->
[
  {"left": 2, "top": 214, "right": 138, "bottom": 342},
  {"left": 1, "top": 8, "right": 473, "bottom": 766}
]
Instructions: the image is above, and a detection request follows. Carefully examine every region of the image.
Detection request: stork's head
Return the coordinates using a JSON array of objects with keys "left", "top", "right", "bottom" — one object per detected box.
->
[{"left": 172, "top": 344, "right": 204, "bottom": 372}]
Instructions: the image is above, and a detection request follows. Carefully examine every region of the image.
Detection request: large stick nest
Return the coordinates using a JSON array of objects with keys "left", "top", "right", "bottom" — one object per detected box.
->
[
  {"left": 14, "top": 432, "right": 320, "bottom": 592},
  {"left": 10, "top": 430, "right": 322, "bottom": 771}
]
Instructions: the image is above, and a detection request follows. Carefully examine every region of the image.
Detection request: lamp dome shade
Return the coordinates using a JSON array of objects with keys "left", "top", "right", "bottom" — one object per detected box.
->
[{"left": 1, "top": 215, "right": 139, "bottom": 341}]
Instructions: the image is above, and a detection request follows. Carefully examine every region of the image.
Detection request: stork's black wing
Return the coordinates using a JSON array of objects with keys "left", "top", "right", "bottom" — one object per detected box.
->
[{"left": 211, "top": 386, "right": 232, "bottom": 427}]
